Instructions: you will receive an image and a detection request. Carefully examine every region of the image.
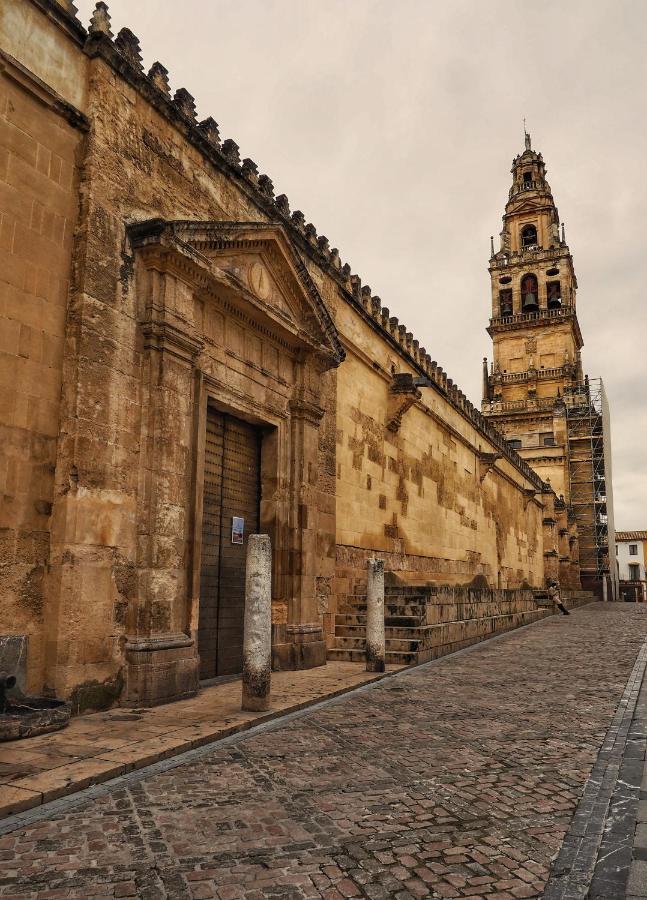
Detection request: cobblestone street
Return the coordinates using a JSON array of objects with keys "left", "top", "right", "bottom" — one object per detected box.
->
[{"left": 0, "top": 603, "right": 645, "bottom": 899}]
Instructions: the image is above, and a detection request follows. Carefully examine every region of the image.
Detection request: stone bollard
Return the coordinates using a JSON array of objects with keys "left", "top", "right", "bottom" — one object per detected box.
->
[
  {"left": 242, "top": 534, "right": 272, "bottom": 712},
  {"left": 602, "top": 576, "right": 608, "bottom": 603},
  {"left": 366, "top": 558, "right": 386, "bottom": 673}
]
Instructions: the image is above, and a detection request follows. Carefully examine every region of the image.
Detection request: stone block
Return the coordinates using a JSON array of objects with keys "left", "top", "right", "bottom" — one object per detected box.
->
[
  {"left": 123, "top": 638, "right": 199, "bottom": 707},
  {"left": 628, "top": 861, "right": 647, "bottom": 897},
  {"left": 0, "top": 783, "right": 41, "bottom": 817}
]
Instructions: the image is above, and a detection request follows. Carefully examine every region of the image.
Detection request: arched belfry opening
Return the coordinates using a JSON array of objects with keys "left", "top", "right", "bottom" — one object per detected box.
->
[
  {"left": 547, "top": 281, "right": 562, "bottom": 309},
  {"left": 521, "top": 273, "right": 539, "bottom": 312},
  {"left": 521, "top": 224, "right": 537, "bottom": 249}
]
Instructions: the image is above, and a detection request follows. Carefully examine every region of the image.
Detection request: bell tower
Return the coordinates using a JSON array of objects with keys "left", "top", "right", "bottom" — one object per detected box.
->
[
  {"left": 482, "top": 133, "right": 617, "bottom": 600},
  {"left": 482, "top": 131, "right": 583, "bottom": 498}
]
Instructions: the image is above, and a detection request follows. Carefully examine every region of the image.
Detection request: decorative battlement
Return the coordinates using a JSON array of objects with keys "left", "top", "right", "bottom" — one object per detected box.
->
[{"left": 62, "top": 1, "right": 545, "bottom": 492}]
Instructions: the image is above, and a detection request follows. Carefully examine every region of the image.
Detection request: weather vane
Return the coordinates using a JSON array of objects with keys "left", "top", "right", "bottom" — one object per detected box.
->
[{"left": 523, "top": 117, "right": 531, "bottom": 150}]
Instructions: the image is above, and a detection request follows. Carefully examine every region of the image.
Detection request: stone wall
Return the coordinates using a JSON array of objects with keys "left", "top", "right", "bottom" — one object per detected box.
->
[
  {"left": 0, "top": 0, "right": 580, "bottom": 704},
  {"left": 0, "top": 0, "right": 86, "bottom": 692},
  {"left": 329, "top": 582, "right": 593, "bottom": 666},
  {"left": 332, "top": 321, "right": 544, "bottom": 616}
]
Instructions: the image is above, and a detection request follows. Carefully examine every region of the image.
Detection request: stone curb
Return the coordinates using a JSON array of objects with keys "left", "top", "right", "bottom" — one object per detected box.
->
[
  {"left": 0, "top": 668, "right": 398, "bottom": 824},
  {"left": 0, "top": 600, "right": 593, "bottom": 834},
  {"left": 543, "top": 634, "right": 647, "bottom": 899}
]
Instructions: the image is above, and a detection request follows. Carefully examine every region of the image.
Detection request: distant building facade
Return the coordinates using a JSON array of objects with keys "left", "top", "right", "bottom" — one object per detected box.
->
[
  {"left": 616, "top": 532, "right": 647, "bottom": 602},
  {"left": 482, "top": 133, "right": 617, "bottom": 600}
]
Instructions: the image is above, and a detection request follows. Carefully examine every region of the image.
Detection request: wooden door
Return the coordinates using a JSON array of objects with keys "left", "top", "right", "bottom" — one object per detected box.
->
[{"left": 198, "top": 408, "right": 261, "bottom": 678}]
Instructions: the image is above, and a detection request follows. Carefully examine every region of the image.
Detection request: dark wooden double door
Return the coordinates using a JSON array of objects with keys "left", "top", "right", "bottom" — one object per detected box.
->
[{"left": 198, "top": 408, "right": 261, "bottom": 679}]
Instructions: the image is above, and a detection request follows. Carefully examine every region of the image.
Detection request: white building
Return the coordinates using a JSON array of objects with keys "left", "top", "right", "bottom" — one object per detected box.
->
[{"left": 616, "top": 531, "right": 647, "bottom": 602}]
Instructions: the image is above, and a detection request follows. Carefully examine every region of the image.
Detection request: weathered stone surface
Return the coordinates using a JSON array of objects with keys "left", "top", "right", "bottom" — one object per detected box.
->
[
  {"left": 242, "top": 535, "right": 272, "bottom": 712},
  {"left": 0, "top": 0, "right": 580, "bottom": 708},
  {"left": 365, "top": 559, "right": 385, "bottom": 672},
  {"left": 0, "top": 696, "right": 70, "bottom": 741}
]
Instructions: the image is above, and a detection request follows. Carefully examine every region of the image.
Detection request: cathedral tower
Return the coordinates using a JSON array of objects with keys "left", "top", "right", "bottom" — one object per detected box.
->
[{"left": 482, "top": 133, "right": 617, "bottom": 598}]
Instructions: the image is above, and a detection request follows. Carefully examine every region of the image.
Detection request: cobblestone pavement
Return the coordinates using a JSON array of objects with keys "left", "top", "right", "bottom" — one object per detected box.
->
[{"left": 0, "top": 603, "right": 646, "bottom": 900}]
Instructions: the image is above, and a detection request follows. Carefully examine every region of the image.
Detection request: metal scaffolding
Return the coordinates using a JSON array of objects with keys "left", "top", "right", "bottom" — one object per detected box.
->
[{"left": 565, "top": 377, "right": 617, "bottom": 594}]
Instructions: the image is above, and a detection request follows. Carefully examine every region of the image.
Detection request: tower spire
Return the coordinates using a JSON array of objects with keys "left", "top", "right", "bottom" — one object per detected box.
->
[{"left": 523, "top": 118, "right": 531, "bottom": 151}]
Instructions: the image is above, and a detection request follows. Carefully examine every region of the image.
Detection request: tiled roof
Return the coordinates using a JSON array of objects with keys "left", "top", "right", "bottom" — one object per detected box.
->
[{"left": 616, "top": 531, "right": 647, "bottom": 542}]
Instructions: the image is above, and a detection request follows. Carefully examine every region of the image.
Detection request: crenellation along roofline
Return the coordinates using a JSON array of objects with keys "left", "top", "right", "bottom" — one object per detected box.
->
[{"left": 30, "top": 0, "right": 547, "bottom": 493}]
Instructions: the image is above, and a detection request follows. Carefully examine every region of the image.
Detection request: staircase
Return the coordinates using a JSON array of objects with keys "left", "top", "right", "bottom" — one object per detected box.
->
[
  {"left": 327, "top": 588, "right": 428, "bottom": 666},
  {"left": 327, "top": 585, "right": 591, "bottom": 666}
]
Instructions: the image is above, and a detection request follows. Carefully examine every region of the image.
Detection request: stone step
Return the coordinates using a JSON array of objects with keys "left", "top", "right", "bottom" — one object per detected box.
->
[
  {"left": 335, "top": 613, "right": 424, "bottom": 629},
  {"left": 326, "top": 648, "right": 417, "bottom": 665},
  {"left": 382, "top": 638, "right": 422, "bottom": 653},
  {"left": 329, "top": 636, "right": 368, "bottom": 651},
  {"left": 331, "top": 636, "right": 421, "bottom": 653},
  {"left": 334, "top": 624, "right": 428, "bottom": 640},
  {"left": 338, "top": 602, "right": 427, "bottom": 617},
  {"left": 345, "top": 590, "right": 430, "bottom": 601}
]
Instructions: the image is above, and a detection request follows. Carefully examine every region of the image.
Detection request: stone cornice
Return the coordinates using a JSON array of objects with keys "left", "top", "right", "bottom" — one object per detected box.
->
[
  {"left": 29, "top": 0, "right": 86, "bottom": 45},
  {"left": 0, "top": 49, "right": 89, "bottom": 131},
  {"left": 141, "top": 321, "right": 204, "bottom": 363},
  {"left": 288, "top": 395, "right": 325, "bottom": 426},
  {"left": 73, "top": 18, "right": 549, "bottom": 491},
  {"left": 487, "top": 307, "right": 584, "bottom": 349},
  {"left": 128, "top": 219, "right": 345, "bottom": 368},
  {"left": 25, "top": 2, "right": 566, "bottom": 501}
]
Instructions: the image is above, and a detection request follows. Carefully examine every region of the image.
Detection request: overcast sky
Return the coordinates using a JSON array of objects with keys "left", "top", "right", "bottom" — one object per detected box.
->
[{"left": 75, "top": 0, "right": 647, "bottom": 529}]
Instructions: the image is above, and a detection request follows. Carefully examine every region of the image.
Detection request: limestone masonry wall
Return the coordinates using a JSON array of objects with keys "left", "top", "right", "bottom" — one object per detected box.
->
[
  {"left": 0, "top": 0, "right": 87, "bottom": 692},
  {"left": 0, "top": 0, "right": 579, "bottom": 705}
]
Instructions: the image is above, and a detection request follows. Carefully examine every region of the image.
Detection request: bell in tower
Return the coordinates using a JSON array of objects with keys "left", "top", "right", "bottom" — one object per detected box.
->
[{"left": 521, "top": 274, "right": 539, "bottom": 312}]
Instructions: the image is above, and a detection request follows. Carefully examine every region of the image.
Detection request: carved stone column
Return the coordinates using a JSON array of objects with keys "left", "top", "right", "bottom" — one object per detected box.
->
[
  {"left": 272, "top": 349, "right": 331, "bottom": 670},
  {"left": 124, "top": 314, "right": 204, "bottom": 705}
]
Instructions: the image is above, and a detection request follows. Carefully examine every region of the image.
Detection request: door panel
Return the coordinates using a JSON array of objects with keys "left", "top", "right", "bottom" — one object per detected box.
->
[{"left": 198, "top": 409, "right": 261, "bottom": 679}]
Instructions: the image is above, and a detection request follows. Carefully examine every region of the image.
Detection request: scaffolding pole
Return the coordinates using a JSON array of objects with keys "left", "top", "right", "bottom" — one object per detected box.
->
[{"left": 565, "top": 376, "right": 616, "bottom": 596}]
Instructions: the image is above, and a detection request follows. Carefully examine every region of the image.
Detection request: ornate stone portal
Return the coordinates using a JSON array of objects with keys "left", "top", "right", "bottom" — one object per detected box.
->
[{"left": 49, "top": 221, "right": 344, "bottom": 706}]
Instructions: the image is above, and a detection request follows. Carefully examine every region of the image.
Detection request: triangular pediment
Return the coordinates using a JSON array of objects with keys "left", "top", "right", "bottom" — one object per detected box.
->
[
  {"left": 507, "top": 199, "right": 542, "bottom": 216},
  {"left": 129, "top": 220, "right": 344, "bottom": 366}
]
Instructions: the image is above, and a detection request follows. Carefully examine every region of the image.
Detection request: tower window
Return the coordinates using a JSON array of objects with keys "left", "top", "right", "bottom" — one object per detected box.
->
[
  {"left": 508, "top": 439, "right": 522, "bottom": 450},
  {"left": 499, "top": 289, "right": 513, "bottom": 316},
  {"left": 521, "top": 273, "right": 539, "bottom": 312},
  {"left": 546, "top": 267, "right": 559, "bottom": 276},
  {"left": 521, "top": 225, "right": 538, "bottom": 248},
  {"left": 547, "top": 281, "right": 562, "bottom": 309},
  {"left": 523, "top": 171, "right": 533, "bottom": 186}
]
